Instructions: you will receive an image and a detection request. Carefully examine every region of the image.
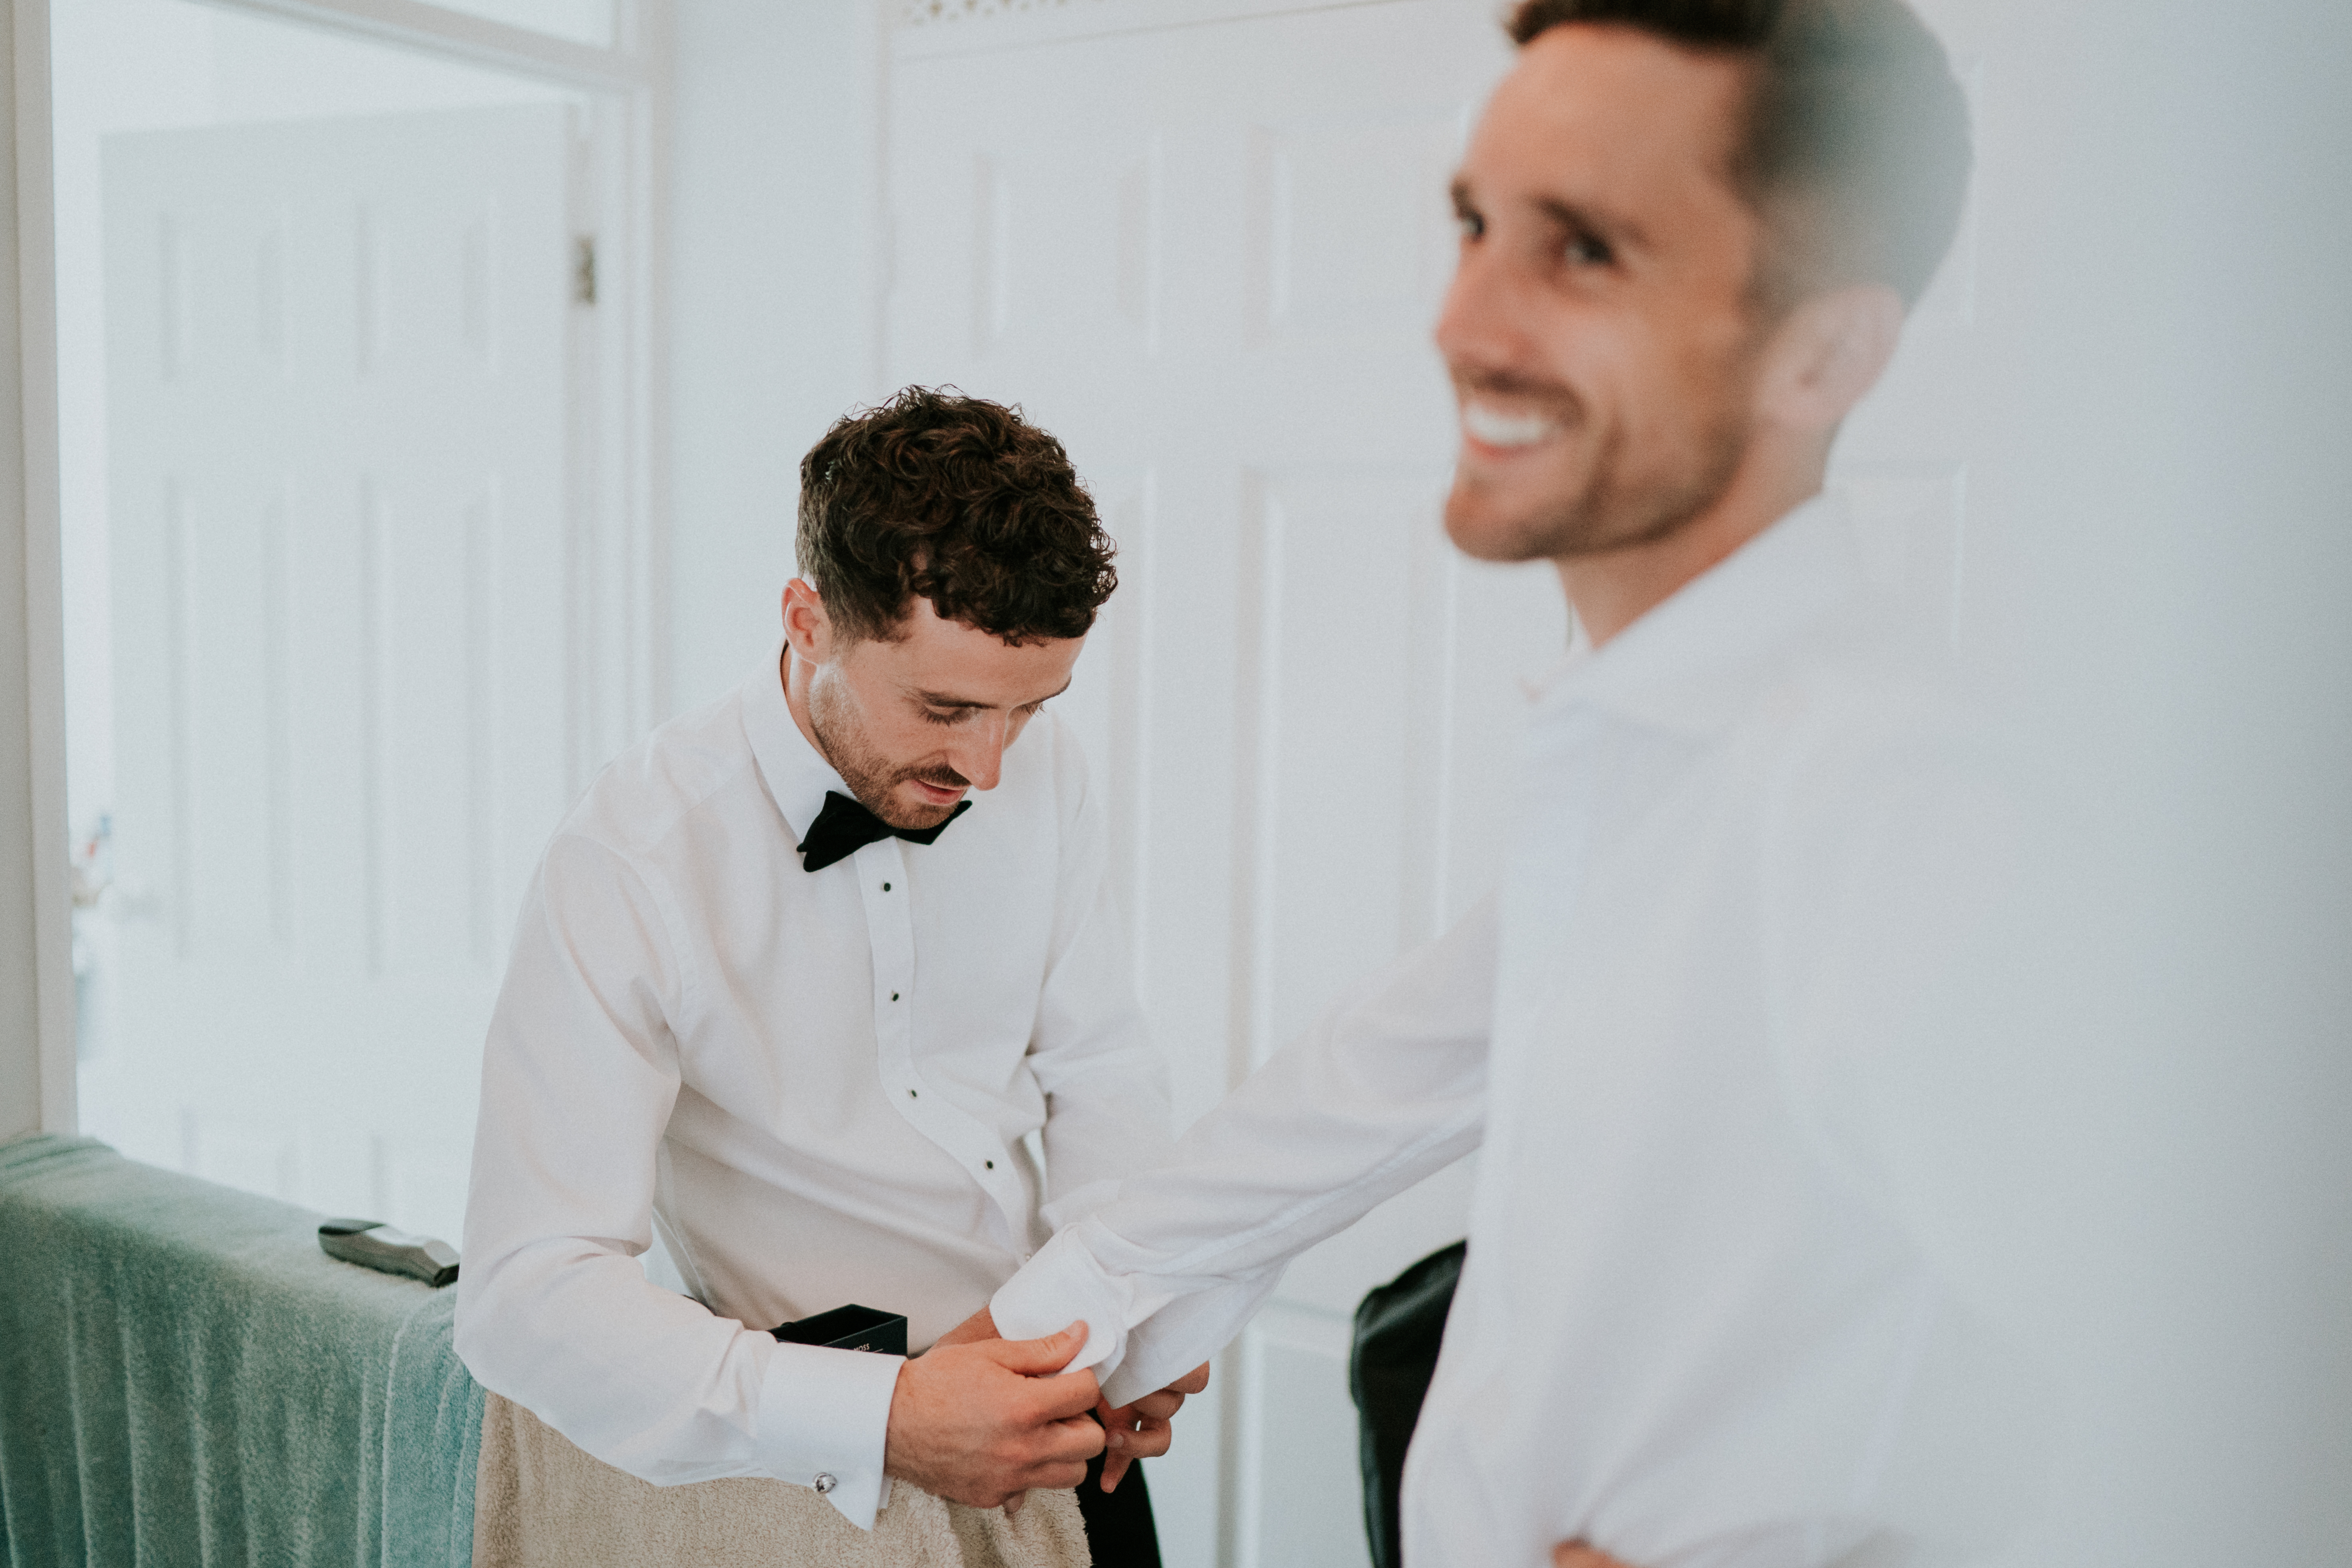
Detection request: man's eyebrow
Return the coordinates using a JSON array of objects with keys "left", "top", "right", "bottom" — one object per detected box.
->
[
  {"left": 1531, "top": 193, "right": 1649, "bottom": 256},
  {"left": 1453, "top": 174, "right": 1649, "bottom": 257},
  {"left": 913, "top": 676, "right": 1074, "bottom": 709}
]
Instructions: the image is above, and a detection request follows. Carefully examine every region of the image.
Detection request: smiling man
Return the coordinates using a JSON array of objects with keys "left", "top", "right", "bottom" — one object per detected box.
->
[
  {"left": 455, "top": 388, "right": 1198, "bottom": 1564},
  {"left": 989, "top": 2, "right": 2037, "bottom": 1566}
]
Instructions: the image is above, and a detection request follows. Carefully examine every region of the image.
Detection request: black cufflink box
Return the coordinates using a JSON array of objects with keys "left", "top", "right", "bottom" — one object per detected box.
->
[{"left": 771, "top": 1303, "right": 908, "bottom": 1356}]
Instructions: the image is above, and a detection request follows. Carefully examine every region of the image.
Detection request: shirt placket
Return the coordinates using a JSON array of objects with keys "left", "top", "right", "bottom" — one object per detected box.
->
[{"left": 854, "top": 838, "right": 1032, "bottom": 1255}]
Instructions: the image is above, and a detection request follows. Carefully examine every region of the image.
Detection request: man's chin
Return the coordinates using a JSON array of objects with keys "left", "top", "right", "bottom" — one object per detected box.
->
[
  {"left": 1443, "top": 479, "right": 1572, "bottom": 564},
  {"left": 880, "top": 786, "right": 964, "bottom": 831}
]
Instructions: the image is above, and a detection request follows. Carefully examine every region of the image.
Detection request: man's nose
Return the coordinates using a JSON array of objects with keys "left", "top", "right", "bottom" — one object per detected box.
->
[
  {"left": 1433, "top": 240, "right": 1520, "bottom": 377},
  {"left": 947, "top": 715, "right": 1008, "bottom": 792}
]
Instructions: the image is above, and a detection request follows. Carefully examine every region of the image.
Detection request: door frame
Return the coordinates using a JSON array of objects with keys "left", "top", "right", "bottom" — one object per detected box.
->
[{"left": 4, "top": 0, "right": 71, "bottom": 1142}]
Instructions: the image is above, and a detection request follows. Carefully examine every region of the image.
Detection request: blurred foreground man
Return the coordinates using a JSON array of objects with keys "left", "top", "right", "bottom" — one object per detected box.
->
[
  {"left": 457, "top": 390, "right": 1201, "bottom": 1564},
  {"left": 990, "top": 3, "right": 2040, "bottom": 1565}
]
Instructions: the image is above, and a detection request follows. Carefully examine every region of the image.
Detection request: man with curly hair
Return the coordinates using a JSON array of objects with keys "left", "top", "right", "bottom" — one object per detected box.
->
[{"left": 456, "top": 387, "right": 1199, "bottom": 1563}]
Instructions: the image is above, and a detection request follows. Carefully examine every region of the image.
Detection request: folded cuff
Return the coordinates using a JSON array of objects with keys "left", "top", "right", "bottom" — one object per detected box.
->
[
  {"left": 990, "top": 1226, "right": 1132, "bottom": 1385},
  {"left": 753, "top": 1340, "right": 904, "bottom": 1530}
]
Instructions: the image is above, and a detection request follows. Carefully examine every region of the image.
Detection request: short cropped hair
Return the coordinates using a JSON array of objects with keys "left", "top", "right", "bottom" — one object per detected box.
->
[
  {"left": 795, "top": 387, "right": 1117, "bottom": 644},
  {"left": 1507, "top": 0, "right": 1972, "bottom": 308}
]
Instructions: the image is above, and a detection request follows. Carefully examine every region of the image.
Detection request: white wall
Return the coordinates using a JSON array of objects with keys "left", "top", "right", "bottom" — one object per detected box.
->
[
  {"left": 1945, "top": 6, "right": 2352, "bottom": 1560},
  {"left": 666, "top": 0, "right": 882, "bottom": 714}
]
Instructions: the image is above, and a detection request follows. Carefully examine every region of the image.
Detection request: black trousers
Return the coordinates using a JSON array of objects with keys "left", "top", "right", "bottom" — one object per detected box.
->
[
  {"left": 1350, "top": 1240, "right": 1466, "bottom": 1568},
  {"left": 1071, "top": 1449, "right": 1160, "bottom": 1568}
]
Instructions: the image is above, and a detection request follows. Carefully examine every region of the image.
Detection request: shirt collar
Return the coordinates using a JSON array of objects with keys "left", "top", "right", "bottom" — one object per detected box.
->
[
  {"left": 1534, "top": 491, "right": 1870, "bottom": 736},
  {"left": 741, "top": 644, "right": 853, "bottom": 841}
]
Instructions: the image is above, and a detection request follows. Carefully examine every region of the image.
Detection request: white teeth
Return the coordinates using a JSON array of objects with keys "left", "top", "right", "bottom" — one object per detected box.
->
[{"left": 1462, "top": 402, "right": 1556, "bottom": 449}]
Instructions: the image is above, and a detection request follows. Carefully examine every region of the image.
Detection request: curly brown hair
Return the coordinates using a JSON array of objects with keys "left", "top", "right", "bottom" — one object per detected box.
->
[
  {"left": 1505, "top": 0, "right": 1970, "bottom": 309},
  {"left": 795, "top": 388, "right": 1117, "bottom": 645}
]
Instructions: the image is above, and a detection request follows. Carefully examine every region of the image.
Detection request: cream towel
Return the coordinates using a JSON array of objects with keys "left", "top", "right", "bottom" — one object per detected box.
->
[{"left": 473, "top": 1392, "right": 1092, "bottom": 1568}]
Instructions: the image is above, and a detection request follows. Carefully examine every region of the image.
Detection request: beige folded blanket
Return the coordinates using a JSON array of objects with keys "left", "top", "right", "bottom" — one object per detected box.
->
[{"left": 473, "top": 1392, "right": 1091, "bottom": 1568}]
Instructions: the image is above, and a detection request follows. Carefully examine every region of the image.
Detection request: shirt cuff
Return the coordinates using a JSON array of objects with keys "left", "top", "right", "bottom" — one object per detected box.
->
[
  {"left": 754, "top": 1340, "right": 904, "bottom": 1530},
  {"left": 990, "top": 1225, "right": 1132, "bottom": 1385}
]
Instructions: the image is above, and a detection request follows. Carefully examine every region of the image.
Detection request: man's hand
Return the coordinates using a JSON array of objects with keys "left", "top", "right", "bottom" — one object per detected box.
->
[
  {"left": 884, "top": 1321, "right": 1105, "bottom": 1508},
  {"left": 918, "top": 1307, "right": 1211, "bottom": 1493},
  {"left": 931, "top": 1303, "right": 1003, "bottom": 1351},
  {"left": 1554, "top": 1545, "right": 1635, "bottom": 1568},
  {"left": 1096, "top": 1361, "right": 1212, "bottom": 1493}
]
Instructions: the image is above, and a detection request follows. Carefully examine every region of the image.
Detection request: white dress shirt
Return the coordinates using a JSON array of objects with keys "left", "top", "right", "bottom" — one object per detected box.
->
[
  {"left": 455, "top": 649, "right": 1172, "bottom": 1529},
  {"left": 992, "top": 496, "right": 2041, "bottom": 1568}
]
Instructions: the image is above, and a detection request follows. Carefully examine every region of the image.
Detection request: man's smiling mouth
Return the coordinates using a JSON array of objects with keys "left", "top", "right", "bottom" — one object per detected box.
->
[{"left": 1461, "top": 401, "right": 1559, "bottom": 449}]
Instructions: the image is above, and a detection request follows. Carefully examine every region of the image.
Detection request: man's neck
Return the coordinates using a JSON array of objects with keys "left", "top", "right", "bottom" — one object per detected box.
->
[{"left": 1556, "top": 445, "right": 1829, "bottom": 648}]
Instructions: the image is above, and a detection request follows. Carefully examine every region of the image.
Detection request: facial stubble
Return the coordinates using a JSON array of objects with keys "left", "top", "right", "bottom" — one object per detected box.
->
[
  {"left": 806, "top": 669, "right": 967, "bottom": 832},
  {"left": 1446, "top": 379, "right": 1755, "bottom": 567}
]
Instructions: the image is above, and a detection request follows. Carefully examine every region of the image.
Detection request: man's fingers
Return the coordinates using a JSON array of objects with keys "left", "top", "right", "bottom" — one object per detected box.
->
[
  {"left": 1098, "top": 1423, "right": 1171, "bottom": 1491},
  {"left": 1093, "top": 1394, "right": 1135, "bottom": 1494},
  {"left": 1553, "top": 1545, "right": 1632, "bottom": 1568},
  {"left": 1039, "top": 1410, "right": 1107, "bottom": 1464},
  {"left": 1107, "top": 1414, "right": 1172, "bottom": 1461},
  {"left": 1126, "top": 1388, "right": 1185, "bottom": 1422},
  {"left": 1095, "top": 1389, "right": 1178, "bottom": 1493},
  {"left": 1168, "top": 1361, "right": 1212, "bottom": 1396},
  {"left": 990, "top": 1320, "right": 1091, "bottom": 1378},
  {"left": 1012, "top": 1365, "right": 1105, "bottom": 1427},
  {"left": 1011, "top": 1417, "right": 1097, "bottom": 1498}
]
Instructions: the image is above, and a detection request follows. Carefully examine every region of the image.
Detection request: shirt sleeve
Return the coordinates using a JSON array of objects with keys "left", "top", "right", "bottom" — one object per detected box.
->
[
  {"left": 993, "top": 894, "right": 1497, "bottom": 1406},
  {"left": 454, "top": 832, "right": 903, "bottom": 1530},
  {"left": 1023, "top": 724, "right": 1177, "bottom": 1236}
]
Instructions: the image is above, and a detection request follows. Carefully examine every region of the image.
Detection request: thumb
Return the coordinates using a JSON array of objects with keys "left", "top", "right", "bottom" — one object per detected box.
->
[{"left": 992, "top": 1321, "right": 1091, "bottom": 1377}]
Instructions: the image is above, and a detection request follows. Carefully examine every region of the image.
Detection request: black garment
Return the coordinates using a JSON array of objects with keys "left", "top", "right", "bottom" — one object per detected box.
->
[
  {"left": 1072, "top": 1448, "right": 1161, "bottom": 1568},
  {"left": 795, "top": 789, "right": 971, "bottom": 872},
  {"left": 1349, "top": 1240, "right": 1467, "bottom": 1568}
]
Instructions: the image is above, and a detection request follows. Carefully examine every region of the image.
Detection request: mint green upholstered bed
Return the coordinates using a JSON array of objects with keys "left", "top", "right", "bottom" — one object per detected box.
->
[{"left": 0, "top": 1134, "right": 481, "bottom": 1567}]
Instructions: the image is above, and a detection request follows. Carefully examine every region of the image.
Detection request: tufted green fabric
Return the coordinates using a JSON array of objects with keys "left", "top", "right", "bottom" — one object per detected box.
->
[{"left": 0, "top": 1133, "right": 480, "bottom": 1568}]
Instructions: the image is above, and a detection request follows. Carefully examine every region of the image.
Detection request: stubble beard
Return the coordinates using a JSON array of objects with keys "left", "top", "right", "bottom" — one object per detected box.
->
[
  {"left": 806, "top": 671, "right": 965, "bottom": 831},
  {"left": 1448, "top": 398, "right": 1753, "bottom": 568}
]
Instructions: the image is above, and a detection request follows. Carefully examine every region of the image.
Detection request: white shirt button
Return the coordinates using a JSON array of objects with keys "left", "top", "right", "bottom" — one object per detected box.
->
[{"left": 813, "top": 1471, "right": 837, "bottom": 1495}]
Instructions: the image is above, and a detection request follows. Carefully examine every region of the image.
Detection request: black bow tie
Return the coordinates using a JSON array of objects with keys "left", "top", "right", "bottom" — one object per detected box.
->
[{"left": 797, "top": 790, "right": 972, "bottom": 873}]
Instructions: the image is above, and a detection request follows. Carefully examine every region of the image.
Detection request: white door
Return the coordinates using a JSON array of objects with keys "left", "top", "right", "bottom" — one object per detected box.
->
[
  {"left": 89, "top": 105, "right": 578, "bottom": 1247},
  {"left": 885, "top": 2, "right": 1995, "bottom": 1564}
]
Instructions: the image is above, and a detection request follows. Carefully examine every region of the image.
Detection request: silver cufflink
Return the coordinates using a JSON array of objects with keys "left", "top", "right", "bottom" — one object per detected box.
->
[{"left": 813, "top": 1472, "right": 837, "bottom": 1495}]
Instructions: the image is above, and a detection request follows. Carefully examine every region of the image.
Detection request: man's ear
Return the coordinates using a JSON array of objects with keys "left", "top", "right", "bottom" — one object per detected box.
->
[
  {"left": 1756, "top": 282, "right": 1905, "bottom": 436},
  {"left": 782, "top": 578, "right": 835, "bottom": 665}
]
